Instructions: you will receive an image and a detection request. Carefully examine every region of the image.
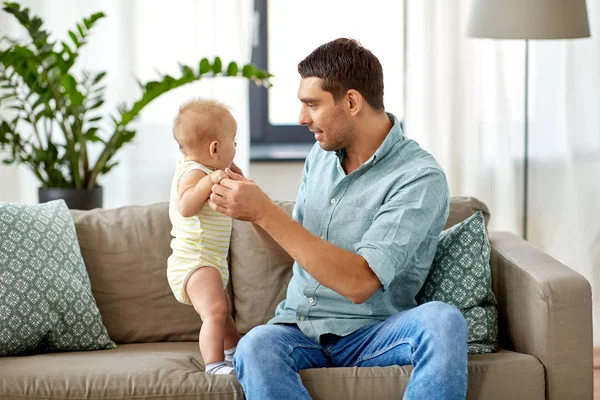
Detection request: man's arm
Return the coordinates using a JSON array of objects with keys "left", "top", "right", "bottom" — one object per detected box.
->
[
  {"left": 262, "top": 202, "right": 380, "bottom": 303},
  {"left": 208, "top": 170, "right": 381, "bottom": 304}
]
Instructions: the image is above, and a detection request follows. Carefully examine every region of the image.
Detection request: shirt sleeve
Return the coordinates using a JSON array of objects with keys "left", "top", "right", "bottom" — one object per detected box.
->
[{"left": 354, "top": 167, "right": 449, "bottom": 291}]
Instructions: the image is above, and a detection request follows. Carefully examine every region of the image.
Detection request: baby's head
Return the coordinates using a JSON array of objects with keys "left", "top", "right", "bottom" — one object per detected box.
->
[{"left": 173, "top": 98, "right": 237, "bottom": 170}]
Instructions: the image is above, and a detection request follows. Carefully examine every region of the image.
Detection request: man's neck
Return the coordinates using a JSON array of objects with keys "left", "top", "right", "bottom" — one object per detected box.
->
[{"left": 342, "top": 112, "right": 393, "bottom": 174}]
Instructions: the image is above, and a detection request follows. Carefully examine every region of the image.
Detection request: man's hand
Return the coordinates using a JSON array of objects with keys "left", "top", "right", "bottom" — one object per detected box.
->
[
  {"left": 208, "top": 168, "right": 272, "bottom": 223},
  {"left": 210, "top": 170, "right": 228, "bottom": 184}
]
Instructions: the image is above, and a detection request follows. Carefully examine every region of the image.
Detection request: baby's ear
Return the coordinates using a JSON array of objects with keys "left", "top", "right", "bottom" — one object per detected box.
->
[{"left": 209, "top": 140, "right": 219, "bottom": 158}]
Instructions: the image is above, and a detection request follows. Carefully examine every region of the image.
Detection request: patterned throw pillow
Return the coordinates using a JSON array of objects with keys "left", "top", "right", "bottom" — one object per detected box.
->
[
  {"left": 0, "top": 200, "right": 115, "bottom": 356},
  {"left": 416, "top": 211, "right": 498, "bottom": 354}
]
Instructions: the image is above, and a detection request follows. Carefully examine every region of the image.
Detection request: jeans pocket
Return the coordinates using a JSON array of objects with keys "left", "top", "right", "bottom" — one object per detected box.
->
[{"left": 352, "top": 338, "right": 416, "bottom": 367}]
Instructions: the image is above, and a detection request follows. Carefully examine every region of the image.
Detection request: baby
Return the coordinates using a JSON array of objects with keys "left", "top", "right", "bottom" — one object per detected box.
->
[{"left": 167, "top": 98, "right": 240, "bottom": 375}]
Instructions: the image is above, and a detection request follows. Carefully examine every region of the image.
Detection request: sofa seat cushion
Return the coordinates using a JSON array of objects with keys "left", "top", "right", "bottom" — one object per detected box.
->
[
  {"left": 0, "top": 346, "right": 542, "bottom": 400},
  {"left": 300, "top": 350, "right": 544, "bottom": 400},
  {"left": 0, "top": 342, "right": 243, "bottom": 400}
]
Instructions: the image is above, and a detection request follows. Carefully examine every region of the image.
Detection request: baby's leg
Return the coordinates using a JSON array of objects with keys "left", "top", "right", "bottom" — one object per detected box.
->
[
  {"left": 223, "top": 290, "right": 240, "bottom": 351},
  {"left": 186, "top": 267, "right": 230, "bottom": 371},
  {"left": 223, "top": 290, "right": 240, "bottom": 364}
]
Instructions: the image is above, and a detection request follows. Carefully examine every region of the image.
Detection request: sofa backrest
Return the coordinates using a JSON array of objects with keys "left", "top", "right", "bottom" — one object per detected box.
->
[
  {"left": 71, "top": 204, "right": 200, "bottom": 343},
  {"left": 71, "top": 197, "right": 489, "bottom": 343}
]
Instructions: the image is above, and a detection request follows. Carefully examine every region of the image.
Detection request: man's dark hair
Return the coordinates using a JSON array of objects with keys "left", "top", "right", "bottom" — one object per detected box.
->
[{"left": 298, "top": 38, "right": 384, "bottom": 110}]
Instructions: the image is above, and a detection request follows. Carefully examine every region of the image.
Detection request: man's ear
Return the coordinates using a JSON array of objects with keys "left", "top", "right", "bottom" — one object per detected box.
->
[
  {"left": 209, "top": 140, "right": 219, "bottom": 159},
  {"left": 346, "top": 89, "right": 362, "bottom": 116}
]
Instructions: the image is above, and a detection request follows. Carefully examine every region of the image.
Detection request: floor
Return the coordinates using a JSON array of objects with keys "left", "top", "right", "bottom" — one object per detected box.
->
[{"left": 595, "top": 348, "right": 599, "bottom": 400}]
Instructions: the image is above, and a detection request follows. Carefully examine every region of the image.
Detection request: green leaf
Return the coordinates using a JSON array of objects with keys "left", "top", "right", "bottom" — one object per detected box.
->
[
  {"left": 212, "top": 57, "right": 222, "bottom": 73},
  {"left": 226, "top": 61, "right": 238, "bottom": 76},
  {"left": 0, "top": 93, "right": 16, "bottom": 102},
  {"left": 61, "top": 41, "right": 73, "bottom": 55},
  {"left": 199, "top": 58, "right": 210, "bottom": 74},
  {"left": 92, "top": 71, "right": 106, "bottom": 85},
  {"left": 101, "top": 160, "right": 118, "bottom": 174},
  {"left": 68, "top": 30, "right": 79, "bottom": 47},
  {"left": 84, "top": 127, "right": 103, "bottom": 142},
  {"left": 8, "top": 104, "right": 24, "bottom": 112},
  {"left": 90, "top": 100, "right": 104, "bottom": 109},
  {"left": 242, "top": 64, "right": 257, "bottom": 78},
  {"left": 89, "top": 12, "right": 106, "bottom": 24},
  {"left": 61, "top": 74, "right": 76, "bottom": 90}
]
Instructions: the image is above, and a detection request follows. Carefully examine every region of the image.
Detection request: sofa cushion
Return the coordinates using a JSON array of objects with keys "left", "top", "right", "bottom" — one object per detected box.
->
[
  {"left": 0, "top": 200, "right": 115, "bottom": 356},
  {"left": 0, "top": 346, "right": 542, "bottom": 400},
  {"left": 71, "top": 203, "right": 201, "bottom": 343},
  {"left": 301, "top": 350, "right": 544, "bottom": 400},
  {"left": 0, "top": 342, "right": 244, "bottom": 399},
  {"left": 416, "top": 211, "right": 498, "bottom": 354},
  {"left": 230, "top": 201, "right": 295, "bottom": 334},
  {"left": 230, "top": 197, "right": 491, "bottom": 335}
]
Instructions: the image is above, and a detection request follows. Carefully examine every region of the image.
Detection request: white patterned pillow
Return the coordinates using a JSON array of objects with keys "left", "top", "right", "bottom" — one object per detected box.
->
[
  {"left": 416, "top": 211, "right": 498, "bottom": 354},
  {"left": 0, "top": 200, "right": 115, "bottom": 355}
]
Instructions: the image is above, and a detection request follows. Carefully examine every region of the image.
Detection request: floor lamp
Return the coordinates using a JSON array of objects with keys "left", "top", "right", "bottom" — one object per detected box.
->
[{"left": 466, "top": 0, "right": 590, "bottom": 240}]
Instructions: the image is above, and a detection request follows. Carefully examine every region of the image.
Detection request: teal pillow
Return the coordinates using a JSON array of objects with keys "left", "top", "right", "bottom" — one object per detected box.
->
[
  {"left": 416, "top": 211, "right": 498, "bottom": 354},
  {"left": 0, "top": 200, "right": 115, "bottom": 355}
]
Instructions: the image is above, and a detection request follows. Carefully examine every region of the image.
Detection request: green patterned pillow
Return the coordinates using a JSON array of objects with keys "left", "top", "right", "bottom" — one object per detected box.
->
[
  {"left": 0, "top": 200, "right": 115, "bottom": 356},
  {"left": 416, "top": 211, "right": 498, "bottom": 354}
]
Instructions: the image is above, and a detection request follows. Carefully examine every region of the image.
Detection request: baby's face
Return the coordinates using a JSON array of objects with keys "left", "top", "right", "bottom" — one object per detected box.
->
[{"left": 215, "top": 115, "right": 237, "bottom": 170}]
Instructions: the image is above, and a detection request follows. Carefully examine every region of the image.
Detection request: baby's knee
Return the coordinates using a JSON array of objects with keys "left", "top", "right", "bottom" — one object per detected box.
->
[{"left": 200, "top": 298, "right": 229, "bottom": 322}]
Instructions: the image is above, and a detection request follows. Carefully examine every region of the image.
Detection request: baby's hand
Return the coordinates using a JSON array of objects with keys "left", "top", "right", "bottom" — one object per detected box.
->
[{"left": 210, "top": 170, "right": 228, "bottom": 184}]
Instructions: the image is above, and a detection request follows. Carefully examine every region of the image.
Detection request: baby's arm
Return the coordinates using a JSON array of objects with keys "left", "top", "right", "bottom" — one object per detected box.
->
[{"left": 178, "top": 170, "right": 227, "bottom": 217}]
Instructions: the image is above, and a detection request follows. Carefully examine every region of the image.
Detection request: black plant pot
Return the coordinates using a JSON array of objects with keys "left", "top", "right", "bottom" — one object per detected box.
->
[{"left": 38, "top": 187, "right": 103, "bottom": 210}]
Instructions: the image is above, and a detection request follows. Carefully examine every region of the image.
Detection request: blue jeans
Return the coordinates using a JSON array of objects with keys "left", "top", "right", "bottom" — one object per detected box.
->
[{"left": 233, "top": 301, "right": 468, "bottom": 400}]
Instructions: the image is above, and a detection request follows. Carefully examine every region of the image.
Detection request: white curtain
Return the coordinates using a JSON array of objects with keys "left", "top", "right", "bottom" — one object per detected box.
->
[
  {"left": 0, "top": 0, "right": 254, "bottom": 207},
  {"left": 405, "top": 0, "right": 600, "bottom": 345}
]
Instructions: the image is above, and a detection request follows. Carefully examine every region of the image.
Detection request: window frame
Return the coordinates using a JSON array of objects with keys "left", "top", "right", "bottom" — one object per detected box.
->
[
  {"left": 249, "top": 0, "right": 315, "bottom": 161},
  {"left": 249, "top": 0, "right": 406, "bottom": 161}
]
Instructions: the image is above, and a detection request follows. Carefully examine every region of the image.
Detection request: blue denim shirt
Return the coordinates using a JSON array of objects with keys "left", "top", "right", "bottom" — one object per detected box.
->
[{"left": 268, "top": 114, "right": 450, "bottom": 342}]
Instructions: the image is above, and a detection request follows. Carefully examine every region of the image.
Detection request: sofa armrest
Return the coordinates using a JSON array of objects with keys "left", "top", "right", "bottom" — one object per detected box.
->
[{"left": 488, "top": 231, "right": 593, "bottom": 400}]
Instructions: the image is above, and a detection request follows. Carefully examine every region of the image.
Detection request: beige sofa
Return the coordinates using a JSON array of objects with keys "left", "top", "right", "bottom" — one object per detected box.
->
[{"left": 0, "top": 198, "right": 593, "bottom": 400}]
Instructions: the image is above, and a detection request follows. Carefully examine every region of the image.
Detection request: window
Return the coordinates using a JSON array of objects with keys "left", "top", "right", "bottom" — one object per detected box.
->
[{"left": 250, "top": 0, "right": 405, "bottom": 160}]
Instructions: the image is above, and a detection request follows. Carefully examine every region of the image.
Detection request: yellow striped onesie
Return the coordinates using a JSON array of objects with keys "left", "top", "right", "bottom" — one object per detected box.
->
[{"left": 167, "top": 160, "right": 232, "bottom": 305}]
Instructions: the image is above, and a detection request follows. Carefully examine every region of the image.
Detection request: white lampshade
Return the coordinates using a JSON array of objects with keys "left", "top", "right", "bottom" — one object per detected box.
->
[{"left": 467, "top": 0, "right": 591, "bottom": 40}]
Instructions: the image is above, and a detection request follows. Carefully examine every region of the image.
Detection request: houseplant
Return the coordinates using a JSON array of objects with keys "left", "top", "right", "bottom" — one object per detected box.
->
[{"left": 0, "top": 2, "right": 271, "bottom": 209}]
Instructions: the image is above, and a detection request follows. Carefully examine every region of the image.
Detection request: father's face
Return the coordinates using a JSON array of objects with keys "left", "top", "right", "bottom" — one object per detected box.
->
[{"left": 297, "top": 77, "right": 353, "bottom": 152}]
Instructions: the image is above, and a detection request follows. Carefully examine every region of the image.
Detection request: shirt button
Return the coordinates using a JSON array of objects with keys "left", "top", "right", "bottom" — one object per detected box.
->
[
  {"left": 373, "top": 159, "right": 378, "bottom": 165},
  {"left": 308, "top": 297, "right": 314, "bottom": 303},
  {"left": 330, "top": 198, "right": 336, "bottom": 204},
  {"left": 320, "top": 235, "right": 324, "bottom": 239},
  {"left": 299, "top": 315, "right": 305, "bottom": 321}
]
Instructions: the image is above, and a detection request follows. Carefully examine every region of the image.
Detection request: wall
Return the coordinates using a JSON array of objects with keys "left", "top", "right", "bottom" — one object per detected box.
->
[{"left": 248, "top": 162, "right": 303, "bottom": 202}]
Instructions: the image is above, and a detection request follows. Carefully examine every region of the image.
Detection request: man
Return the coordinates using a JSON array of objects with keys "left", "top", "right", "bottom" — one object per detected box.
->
[{"left": 208, "top": 38, "right": 468, "bottom": 400}]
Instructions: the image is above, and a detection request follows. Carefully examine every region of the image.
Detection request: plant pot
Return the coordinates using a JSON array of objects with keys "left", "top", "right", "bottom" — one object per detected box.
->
[{"left": 38, "top": 187, "right": 103, "bottom": 210}]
